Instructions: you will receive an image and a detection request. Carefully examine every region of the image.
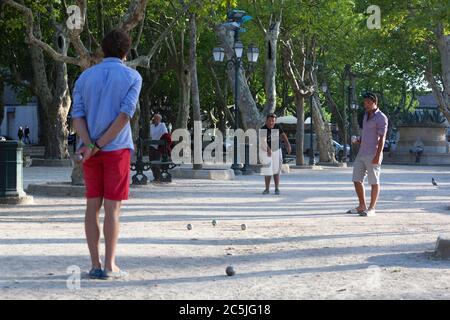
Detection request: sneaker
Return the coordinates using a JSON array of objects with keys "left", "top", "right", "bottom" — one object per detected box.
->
[
  {"left": 88, "top": 267, "right": 103, "bottom": 279},
  {"left": 262, "top": 189, "right": 270, "bottom": 195},
  {"left": 359, "top": 208, "right": 376, "bottom": 217},
  {"left": 274, "top": 189, "right": 280, "bottom": 195},
  {"left": 346, "top": 208, "right": 364, "bottom": 214},
  {"left": 101, "top": 269, "right": 129, "bottom": 280}
]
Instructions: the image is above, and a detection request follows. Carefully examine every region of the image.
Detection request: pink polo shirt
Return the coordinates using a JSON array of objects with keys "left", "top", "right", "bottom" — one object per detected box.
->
[{"left": 359, "top": 109, "right": 388, "bottom": 157}]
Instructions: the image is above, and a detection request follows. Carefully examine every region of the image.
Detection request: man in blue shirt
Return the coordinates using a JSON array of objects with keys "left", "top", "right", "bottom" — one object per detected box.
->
[{"left": 71, "top": 29, "right": 142, "bottom": 280}]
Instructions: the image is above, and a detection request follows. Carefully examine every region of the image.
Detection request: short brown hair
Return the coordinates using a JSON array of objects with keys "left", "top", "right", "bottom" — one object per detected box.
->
[
  {"left": 363, "top": 92, "right": 378, "bottom": 105},
  {"left": 101, "top": 29, "right": 131, "bottom": 59}
]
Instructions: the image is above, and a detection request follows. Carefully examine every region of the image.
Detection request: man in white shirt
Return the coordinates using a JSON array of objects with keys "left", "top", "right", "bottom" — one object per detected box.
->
[
  {"left": 150, "top": 114, "right": 168, "bottom": 146},
  {"left": 149, "top": 114, "right": 168, "bottom": 182}
]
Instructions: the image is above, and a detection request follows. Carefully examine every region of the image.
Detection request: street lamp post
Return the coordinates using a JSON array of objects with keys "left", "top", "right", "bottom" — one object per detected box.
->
[
  {"left": 231, "top": 36, "right": 243, "bottom": 174},
  {"left": 213, "top": 13, "right": 259, "bottom": 175}
]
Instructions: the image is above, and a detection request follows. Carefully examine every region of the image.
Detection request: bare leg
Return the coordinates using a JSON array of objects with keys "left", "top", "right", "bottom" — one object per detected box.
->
[
  {"left": 85, "top": 197, "right": 103, "bottom": 269},
  {"left": 353, "top": 181, "right": 367, "bottom": 211},
  {"left": 103, "top": 199, "right": 122, "bottom": 272},
  {"left": 274, "top": 174, "right": 280, "bottom": 190},
  {"left": 264, "top": 176, "right": 271, "bottom": 191},
  {"left": 369, "top": 184, "right": 380, "bottom": 210}
]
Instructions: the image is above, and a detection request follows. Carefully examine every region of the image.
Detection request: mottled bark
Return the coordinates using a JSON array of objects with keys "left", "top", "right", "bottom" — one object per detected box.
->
[
  {"left": 170, "top": 25, "right": 191, "bottom": 130},
  {"left": 324, "top": 86, "right": 346, "bottom": 144},
  {"left": 43, "top": 105, "right": 70, "bottom": 158},
  {"left": 130, "top": 102, "right": 141, "bottom": 143},
  {"left": 281, "top": 39, "right": 308, "bottom": 165},
  {"left": 216, "top": 25, "right": 263, "bottom": 130},
  {"left": 176, "top": 65, "right": 191, "bottom": 129},
  {"left": 282, "top": 37, "right": 335, "bottom": 164},
  {"left": 28, "top": 20, "right": 70, "bottom": 159},
  {"left": 117, "top": 0, "right": 149, "bottom": 33},
  {"left": 4, "top": 0, "right": 183, "bottom": 184},
  {"left": 310, "top": 71, "right": 336, "bottom": 163},
  {"left": 311, "top": 94, "right": 337, "bottom": 164},
  {"left": 190, "top": 13, "right": 202, "bottom": 169},
  {"left": 261, "top": 21, "right": 281, "bottom": 115},
  {"left": 4, "top": 0, "right": 177, "bottom": 71},
  {"left": 253, "top": 0, "right": 284, "bottom": 117},
  {"left": 426, "top": 23, "right": 450, "bottom": 122},
  {"left": 293, "top": 94, "right": 305, "bottom": 165},
  {"left": 3, "top": 0, "right": 83, "bottom": 66},
  {"left": 209, "top": 64, "right": 234, "bottom": 127},
  {"left": 436, "top": 24, "right": 450, "bottom": 102},
  {"left": 190, "top": 13, "right": 201, "bottom": 128}
]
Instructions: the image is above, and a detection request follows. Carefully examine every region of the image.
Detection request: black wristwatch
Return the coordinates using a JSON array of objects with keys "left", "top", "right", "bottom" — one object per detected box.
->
[{"left": 94, "top": 142, "right": 103, "bottom": 150}]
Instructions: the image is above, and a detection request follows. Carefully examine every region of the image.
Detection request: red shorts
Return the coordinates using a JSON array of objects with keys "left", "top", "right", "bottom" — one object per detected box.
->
[{"left": 82, "top": 149, "right": 131, "bottom": 201}]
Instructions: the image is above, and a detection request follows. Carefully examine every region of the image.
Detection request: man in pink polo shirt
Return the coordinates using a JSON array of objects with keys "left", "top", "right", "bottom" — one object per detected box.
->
[{"left": 347, "top": 92, "right": 388, "bottom": 217}]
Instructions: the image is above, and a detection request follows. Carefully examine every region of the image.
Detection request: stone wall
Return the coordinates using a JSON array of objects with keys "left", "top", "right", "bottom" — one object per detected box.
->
[{"left": 386, "top": 125, "right": 450, "bottom": 165}]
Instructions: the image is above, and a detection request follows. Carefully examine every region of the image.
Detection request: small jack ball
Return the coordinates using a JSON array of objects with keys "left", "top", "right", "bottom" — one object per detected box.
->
[
  {"left": 187, "top": 224, "right": 193, "bottom": 230},
  {"left": 226, "top": 266, "right": 235, "bottom": 276},
  {"left": 212, "top": 220, "right": 217, "bottom": 226},
  {"left": 241, "top": 224, "right": 247, "bottom": 231}
]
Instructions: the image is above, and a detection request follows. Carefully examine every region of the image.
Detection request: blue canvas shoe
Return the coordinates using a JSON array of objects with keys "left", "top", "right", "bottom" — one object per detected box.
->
[{"left": 88, "top": 267, "right": 103, "bottom": 279}]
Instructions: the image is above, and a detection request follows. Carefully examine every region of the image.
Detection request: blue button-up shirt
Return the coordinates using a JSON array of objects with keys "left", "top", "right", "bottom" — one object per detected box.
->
[{"left": 71, "top": 57, "right": 142, "bottom": 151}]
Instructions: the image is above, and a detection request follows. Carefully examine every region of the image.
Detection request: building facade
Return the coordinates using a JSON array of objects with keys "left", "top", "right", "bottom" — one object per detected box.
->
[{"left": 0, "top": 85, "right": 39, "bottom": 144}]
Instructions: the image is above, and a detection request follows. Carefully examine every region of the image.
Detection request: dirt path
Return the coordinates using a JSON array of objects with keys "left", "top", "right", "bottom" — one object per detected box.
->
[{"left": 1, "top": 165, "right": 450, "bottom": 299}]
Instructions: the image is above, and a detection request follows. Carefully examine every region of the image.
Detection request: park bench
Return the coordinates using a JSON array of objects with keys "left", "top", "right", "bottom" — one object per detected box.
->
[{"left": 130, "top": 138, "right": 178, "bottom": 184}]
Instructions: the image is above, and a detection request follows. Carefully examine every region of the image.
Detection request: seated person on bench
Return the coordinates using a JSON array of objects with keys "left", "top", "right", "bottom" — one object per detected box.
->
[{"left": 149, "top": 114, "right": 168, "bottom": 182}]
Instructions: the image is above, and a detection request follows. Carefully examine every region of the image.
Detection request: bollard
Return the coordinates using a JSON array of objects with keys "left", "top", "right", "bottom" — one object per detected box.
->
[{"left": 0, "top": 141, "right": 33, "bottom": 204}]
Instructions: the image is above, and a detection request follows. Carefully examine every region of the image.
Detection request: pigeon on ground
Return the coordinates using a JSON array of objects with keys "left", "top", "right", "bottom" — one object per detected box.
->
[{"left": 432, "top": 178, "right": 438, "bottom": 187}]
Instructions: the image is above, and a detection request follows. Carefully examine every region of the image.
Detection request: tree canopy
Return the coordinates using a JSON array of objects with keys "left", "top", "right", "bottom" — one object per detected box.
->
[{"left": 0, "top": 0, "right": 448, "bottom": 160}]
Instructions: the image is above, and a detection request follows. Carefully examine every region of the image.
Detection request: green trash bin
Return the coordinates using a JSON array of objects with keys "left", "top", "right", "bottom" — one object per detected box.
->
[{"left": 0, "top": 141, "right": 32, "bottom": 204}]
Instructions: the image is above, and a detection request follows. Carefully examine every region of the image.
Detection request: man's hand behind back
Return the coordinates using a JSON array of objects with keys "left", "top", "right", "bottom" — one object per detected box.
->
[{"left": 77, "top": 146, "right": 98, "bottom": 162}]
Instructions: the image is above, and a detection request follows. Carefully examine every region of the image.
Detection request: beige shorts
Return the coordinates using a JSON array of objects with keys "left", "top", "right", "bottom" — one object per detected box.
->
[
  {"left": 352, "top": 154, "right": 382, "bottom": 185},
  {"left": 260, "top": 149, "right": 283, "bottom": 176}
]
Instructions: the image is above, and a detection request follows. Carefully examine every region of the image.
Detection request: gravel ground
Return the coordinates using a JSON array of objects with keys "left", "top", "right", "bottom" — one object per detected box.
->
[{"left": 0, "top": 165, "right": 450, "bottom": 300}]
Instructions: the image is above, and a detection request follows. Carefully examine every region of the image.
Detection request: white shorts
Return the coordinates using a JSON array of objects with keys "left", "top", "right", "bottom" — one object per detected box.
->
[
  {"left": 352, "top": 154, "right": 382, "bottom": 185},
  {"left": 260, "top": 149, "right": 283, "bottom": 176}
]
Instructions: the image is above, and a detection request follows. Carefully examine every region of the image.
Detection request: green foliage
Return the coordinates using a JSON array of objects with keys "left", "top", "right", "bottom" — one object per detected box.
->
[
  {"left": 1, "top": 0, "right": 448, "bottom": 131},
  {"left": 399, "top": 109, "right": 446, "bottom": 127}
]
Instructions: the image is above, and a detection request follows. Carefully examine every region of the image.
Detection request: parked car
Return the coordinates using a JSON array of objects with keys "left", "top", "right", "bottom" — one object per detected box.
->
[
  {"left": 0, "top": 135, "right": 14, "bottom": 141},
  {"left": 332, "top": 140, "right": 350, "bottom": 162}
]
